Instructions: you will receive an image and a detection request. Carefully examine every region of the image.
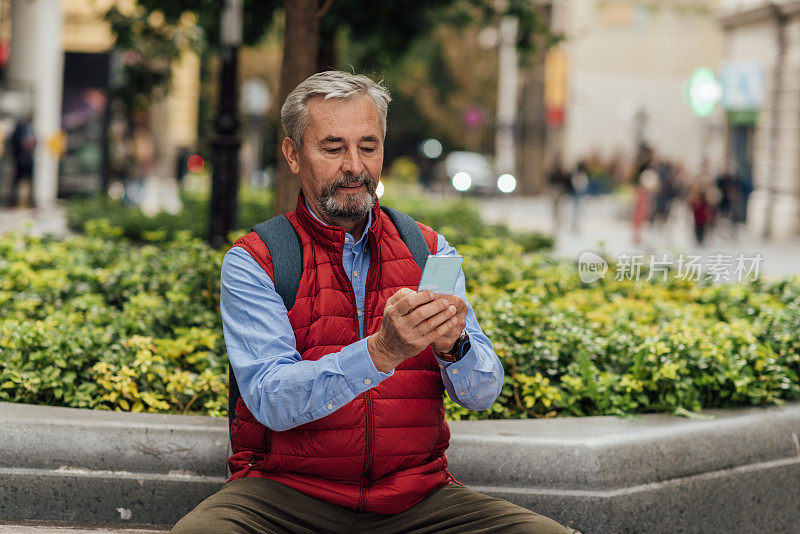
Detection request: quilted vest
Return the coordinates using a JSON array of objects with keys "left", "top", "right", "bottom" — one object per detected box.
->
[{"left": 226, "top": 193, "right": 455, "bottom": 514}]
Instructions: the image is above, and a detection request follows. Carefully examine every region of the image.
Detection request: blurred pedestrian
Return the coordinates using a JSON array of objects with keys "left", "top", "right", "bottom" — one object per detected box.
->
[
  {"left": 547, "top": 156, "right": 570, "bottom": 233},
  {"left": 631, "top": 143, "right": 656, "bottom": 246},
  {"left": 9, "top": 115, "right": 36, "bottom": 207},
  {"left": 175, "top": 147, "right": 191, "bottom": 189},
  {"left": 570, "top": 160, "right": 590, "bottom": 233},
  {"left": 647, "top": 160, "right": 679, "bottom": 245},
  {"left": 688, "top": 185, "right": 714, "bottom": 245},
  {"left": 633, "top": 168, "right": 659, "bottom": 247},
  {"left": 124, "top": 110, "right": 156, "bottom": 206},
  {"left": 652, "top": 161, "right": 676, "bottom": 224},
  {"left": 715, "top": 162, "right": 746, "bottom": 239}
]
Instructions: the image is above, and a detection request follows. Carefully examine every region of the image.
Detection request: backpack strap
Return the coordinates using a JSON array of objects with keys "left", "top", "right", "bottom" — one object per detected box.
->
[
  {"left": 380, "top": 206, "right": 431, "bottom": 271},
  {"left": 251, "top": 215, "right": 303, "bottom": 310},
  {"left": 229, "top": 215, "right": 301, "bottom": 443}
]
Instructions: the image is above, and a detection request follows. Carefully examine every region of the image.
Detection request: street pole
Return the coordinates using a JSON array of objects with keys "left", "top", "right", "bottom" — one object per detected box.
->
[
  {"left": 7, "top": 0, "right": 64, "bottom": 209},
  {"left": 208, "top": 0, "right": 242, "bottom": 248},
  {"left": 763, "top": 3, "right": 786, "bottom": 240},
  {"left": 495, "top": 16, "right": 519, "bottom": 176}
]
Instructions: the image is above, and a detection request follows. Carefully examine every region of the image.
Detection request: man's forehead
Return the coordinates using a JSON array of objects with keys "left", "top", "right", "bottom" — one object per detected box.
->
[{"left": 305, "top": 95, "right": 381, "bottom": 139}]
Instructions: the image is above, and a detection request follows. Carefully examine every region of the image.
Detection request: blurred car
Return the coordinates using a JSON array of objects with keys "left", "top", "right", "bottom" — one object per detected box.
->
[{"left": 433, "top": 151, "right": 516, "bottom": 195}]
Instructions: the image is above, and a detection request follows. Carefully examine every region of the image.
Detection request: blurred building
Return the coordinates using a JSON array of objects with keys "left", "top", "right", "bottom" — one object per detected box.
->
[
  {"left": 0, "top": 0, "right": 199, "bottom": 207},
  {"left": 547, "top": 0, "right": 725, "bottom": 177},
  {"left": 718, "top": 0, "right": 800, "bottom": 239}
]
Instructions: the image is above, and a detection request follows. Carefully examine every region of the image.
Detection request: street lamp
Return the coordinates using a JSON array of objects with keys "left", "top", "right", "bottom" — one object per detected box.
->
[{"left": 208, "top": 0, "right": 243, "bottom": 248}]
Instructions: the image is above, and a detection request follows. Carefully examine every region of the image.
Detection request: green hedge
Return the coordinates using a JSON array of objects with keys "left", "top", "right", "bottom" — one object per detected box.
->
[
  {"left": 0, "top": 221, "right": 227, "bottom": 415},
  {"left": 449, "top": 238, "right": 800, "bottom": 419},
  {"left": 2, "top": 214, "right": 798, "bottom": 419},
  {"left": 65, "top": 189, "right": 275, "bottom": 244}
]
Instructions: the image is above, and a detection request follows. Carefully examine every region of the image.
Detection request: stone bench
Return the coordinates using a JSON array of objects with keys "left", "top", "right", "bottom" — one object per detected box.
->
[{"left": 2, "top": 401, "right": 798, "bottom": 532}]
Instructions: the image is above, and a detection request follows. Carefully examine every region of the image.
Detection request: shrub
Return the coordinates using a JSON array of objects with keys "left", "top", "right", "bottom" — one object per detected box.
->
[
  {"left": 1, "top": 220, "right": 798, "bottom": 420},
  {"left": 65, "top": 189, "right": 274, "bottom": 243},
  {"left": 453, "top": 240, "right": 800, "bottom": 419},
  {"left": 0, "top": 222, "right": 227, "bottom": 416}
]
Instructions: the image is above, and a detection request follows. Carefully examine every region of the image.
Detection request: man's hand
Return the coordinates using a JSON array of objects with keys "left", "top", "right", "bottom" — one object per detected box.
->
[
  {"left": 429, "top": 293, "right": 468, "bottom": 355},
  {"left": 367, "top": 288, "right": 465, "bottom": 373}
]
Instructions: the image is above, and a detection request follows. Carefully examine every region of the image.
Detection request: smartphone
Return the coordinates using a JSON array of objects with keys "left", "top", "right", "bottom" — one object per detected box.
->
[{"left": 417, "top": 255, "right": 463, "bottom": 294}]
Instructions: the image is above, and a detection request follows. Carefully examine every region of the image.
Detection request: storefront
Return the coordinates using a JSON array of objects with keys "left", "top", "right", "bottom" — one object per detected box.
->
[{"left": 719, "top": 1, "right": 800, "bottom": 239}]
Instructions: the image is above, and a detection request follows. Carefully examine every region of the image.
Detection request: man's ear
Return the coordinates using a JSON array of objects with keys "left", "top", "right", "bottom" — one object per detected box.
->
[{"left": 282, "top": 137, "right": 301, "bottom": 175}]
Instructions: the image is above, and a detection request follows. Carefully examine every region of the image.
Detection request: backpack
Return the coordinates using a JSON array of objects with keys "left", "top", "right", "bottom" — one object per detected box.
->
[{"left": 228, "top": 207, "right": 432, "bottom": 441}]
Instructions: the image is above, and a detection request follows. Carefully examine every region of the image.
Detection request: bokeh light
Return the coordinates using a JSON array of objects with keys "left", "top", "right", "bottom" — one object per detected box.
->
[
  {"left": 497, "top": 173, "right": 517, "bottom": 193},
  {"left": 187, "top": 154, "right": 205, "bottom": 173},
  {"left": 452, "top": 172, "right": 472, "bottom": 192},
  {"left": 108, "top": 181, "right": 125, "bottom": 201},
  {"left": 420, "top": 138, "right": 443, "bottom": 159}
]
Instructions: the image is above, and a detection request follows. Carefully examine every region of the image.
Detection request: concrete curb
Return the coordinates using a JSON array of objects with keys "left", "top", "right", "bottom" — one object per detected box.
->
[
  {"left": 0, "top": 403, "right": 227, "bottom": 527},
  {"left": 2, "top": 402, "right": 799, "bottom": 532},
  {"left": 447, "top": 405, "right": 800, "bottom": 532}
]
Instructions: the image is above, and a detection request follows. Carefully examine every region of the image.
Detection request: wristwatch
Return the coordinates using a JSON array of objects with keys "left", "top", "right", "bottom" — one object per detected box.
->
[{"left": 433, "top": 332, "right": 470, "bottom": 363}]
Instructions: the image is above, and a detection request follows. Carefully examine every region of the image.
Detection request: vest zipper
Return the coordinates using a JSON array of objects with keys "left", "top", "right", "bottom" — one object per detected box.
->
[
  {"left": 242, "top": 460, "right": 256, "bottom": 478},
  {"left": 343, "top": 239, "right": 378, "bottom": 512},
  {"left": 357, "top": 389, "right": 375, "bottom": 511},
  {"left": 353, "top": 255, "right": 377, "bottom": 512}
]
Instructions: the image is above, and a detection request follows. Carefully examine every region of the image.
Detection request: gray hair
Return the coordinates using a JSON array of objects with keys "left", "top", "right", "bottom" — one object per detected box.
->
[{"left": 280, "top": 71, "right": 391, "bottom": 149}]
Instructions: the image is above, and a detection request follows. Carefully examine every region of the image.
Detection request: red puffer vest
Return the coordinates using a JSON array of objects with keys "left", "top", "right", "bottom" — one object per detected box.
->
[{"left": 226, "top": 193, "right": 455, "bottom": 514}]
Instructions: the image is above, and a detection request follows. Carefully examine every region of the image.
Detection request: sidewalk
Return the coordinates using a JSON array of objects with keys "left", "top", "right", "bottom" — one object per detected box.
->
[
  {"left": 0, "top": 204, "right": 70, "bottom": 238},
  {"left": 479, "top": 194, "right": 800, "bottom": 277}
]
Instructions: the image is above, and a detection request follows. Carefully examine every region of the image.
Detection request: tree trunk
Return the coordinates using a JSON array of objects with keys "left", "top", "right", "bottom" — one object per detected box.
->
[
  {"left": 519, "top": 3, "right": 552, "bottom": 196},
  {"left": 518, "top": 46, "right": 548, "bottom": 195},
  {"left": 274, "top": 0, "right": 320, "bottom": 215},
  {"left": 317, "top": 21, "right": 337, "bottom": 71}
]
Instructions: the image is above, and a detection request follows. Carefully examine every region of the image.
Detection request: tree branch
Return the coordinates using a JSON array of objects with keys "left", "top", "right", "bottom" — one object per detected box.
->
[{"left": 317, "top": 0, "right": 334, "bottom": 19}]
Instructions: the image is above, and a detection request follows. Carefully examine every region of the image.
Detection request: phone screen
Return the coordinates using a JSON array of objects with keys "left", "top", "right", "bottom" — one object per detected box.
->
[{"left": 417, "top": 255, "right": 463, "bottom": 294}]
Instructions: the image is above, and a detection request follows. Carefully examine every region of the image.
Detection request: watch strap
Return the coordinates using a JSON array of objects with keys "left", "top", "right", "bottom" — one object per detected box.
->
[{"left": 434, "top": 332, "right": 470, "bottom": 362}]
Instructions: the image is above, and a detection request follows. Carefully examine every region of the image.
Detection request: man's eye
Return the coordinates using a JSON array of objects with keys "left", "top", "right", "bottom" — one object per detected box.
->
[
  {"left": 325, "top": 147, "right": 342, "bottom": 154},
  {"left": 361, "top": 147, "right": 376, "bottom": 153}
]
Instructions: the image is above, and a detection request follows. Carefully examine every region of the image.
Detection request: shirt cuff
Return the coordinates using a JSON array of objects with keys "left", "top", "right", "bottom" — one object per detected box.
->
[
  {"left": 339, "top": 337, "right": 394, "bottom": 395},
  {"left": 436, "top": 344, "right": 494, "bottom": 402}
]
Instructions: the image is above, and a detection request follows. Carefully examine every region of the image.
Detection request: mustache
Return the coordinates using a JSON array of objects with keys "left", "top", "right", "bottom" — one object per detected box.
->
[{"left": 333, "top": 172, "right": 373, "bottom": 188}]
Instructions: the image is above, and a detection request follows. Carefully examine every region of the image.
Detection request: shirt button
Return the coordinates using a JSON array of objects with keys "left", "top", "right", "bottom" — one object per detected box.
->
[
  {"left": 439, "top": 364, "right": 444, "bottom": 370},
  {"left": 459, "top": 391, "right": 467, "bottom": 396},
  {"left": 326, "top": 403, "right": 334, "bottom": 409},
  {"left": 451, "top": 368, "right": 459, "bottom": 375},
  {"left": 353, "top": 270, "right": 358, "bottom": 277},
  {"left": 363, "top": 378, "right": 372, "bottom": 385},
  {"left": 357, "top": 310, "right": 363, "bottom": 317}
]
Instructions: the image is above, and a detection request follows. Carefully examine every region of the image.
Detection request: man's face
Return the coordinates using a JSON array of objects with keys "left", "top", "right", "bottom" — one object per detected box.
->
[{"left": 282, "top": 95, "right": 384, "bottom": 228}]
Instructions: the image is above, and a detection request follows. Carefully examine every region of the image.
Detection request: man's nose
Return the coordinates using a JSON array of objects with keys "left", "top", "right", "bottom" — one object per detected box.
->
[{"left": 341, "top": 146, "right": 364, "bottom": 176}]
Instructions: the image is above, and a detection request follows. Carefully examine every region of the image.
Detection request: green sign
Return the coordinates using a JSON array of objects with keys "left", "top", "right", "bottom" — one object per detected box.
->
[{"left": 683, "top": 67, "right": 721, "bottom": 117}]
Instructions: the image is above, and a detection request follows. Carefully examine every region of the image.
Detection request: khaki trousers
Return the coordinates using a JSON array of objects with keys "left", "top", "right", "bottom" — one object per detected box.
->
[{"left": 171, "top": 478, "right": 571, "bottom": 534}]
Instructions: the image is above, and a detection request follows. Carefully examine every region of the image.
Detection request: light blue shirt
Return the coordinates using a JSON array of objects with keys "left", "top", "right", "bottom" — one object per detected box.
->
[{"left": 221, "top": 206, "right": 504, "bottom": 432}]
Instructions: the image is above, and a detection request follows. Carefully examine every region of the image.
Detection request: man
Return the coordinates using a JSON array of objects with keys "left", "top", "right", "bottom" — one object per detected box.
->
[
  {"left": 9, "top": 116, "right": 35, "bottom": 207},
  {"left": 173, "top": 71, "right": 569, "bottom": 533}
]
